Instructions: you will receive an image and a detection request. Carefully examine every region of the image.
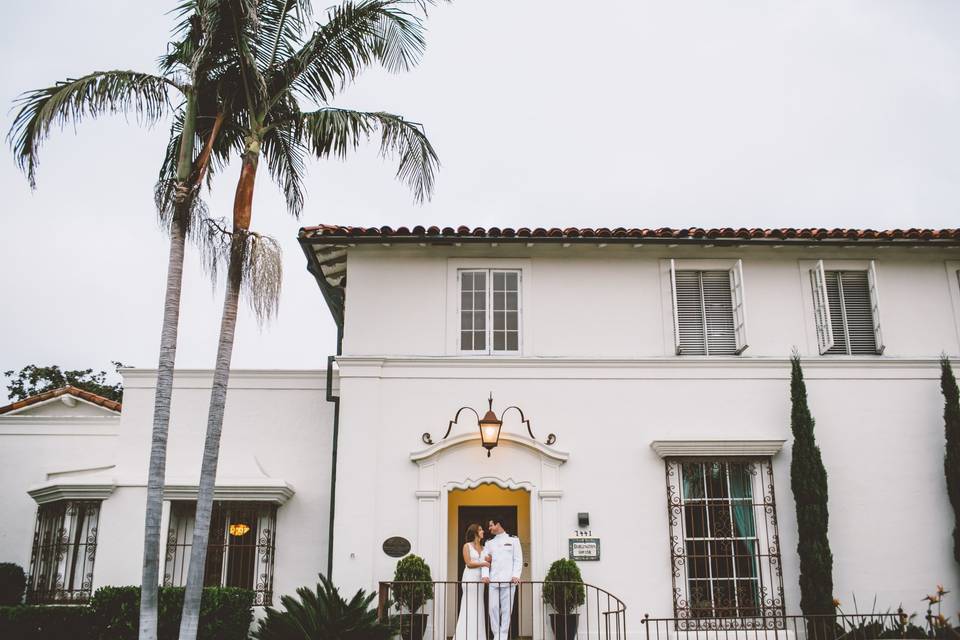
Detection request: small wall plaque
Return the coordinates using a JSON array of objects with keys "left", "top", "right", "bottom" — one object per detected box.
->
[
  {"left": 568, "top": 537, "right": 600, "bottom": 561},
  {"left": 382, "top": 536, "right": 411, "bottom": 558}
]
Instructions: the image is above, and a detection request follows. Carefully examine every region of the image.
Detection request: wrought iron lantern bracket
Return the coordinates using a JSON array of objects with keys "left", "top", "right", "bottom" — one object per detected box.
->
[{"left": 421, "top": 394, "right": 557, "bottom": 450}]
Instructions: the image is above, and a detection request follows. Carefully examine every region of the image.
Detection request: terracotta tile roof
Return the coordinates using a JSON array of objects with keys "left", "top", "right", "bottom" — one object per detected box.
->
[
  {"left": 0, "top": 385, "right": 122, "bottom": 415},
  {"left": 300, "top": 225, "right": 960, "bottom": 245}
]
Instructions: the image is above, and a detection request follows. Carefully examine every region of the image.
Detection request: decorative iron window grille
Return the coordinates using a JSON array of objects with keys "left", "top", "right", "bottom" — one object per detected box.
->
[
  {"left": 27, "top": 500, "right": 100, "bottom": 604},
  {"left": 665, "top": 458, "right": 785, "bottom": 629},
  {"left": 164, "top": 501, "right": 277, "bottom": 605}
]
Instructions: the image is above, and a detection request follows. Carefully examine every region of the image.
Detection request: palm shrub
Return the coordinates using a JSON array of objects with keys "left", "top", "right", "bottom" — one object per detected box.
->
[
  {"left": 789, "top": 354, "right": 835, "bottom": 616},
  {"left": 0, "top": 563, "right": 26, "bottom": 606},
  {"left": 941, "top": 356, "right": 960, "bottom": 566},
  {"left": 253, "top": 574, "right": 394, "bottom": 640},
  {"left": 391, "top": 555, "right": 433, "bottom": 613},
  {"left": 542, "top": 559, "right": 585, "bottom": 615}
]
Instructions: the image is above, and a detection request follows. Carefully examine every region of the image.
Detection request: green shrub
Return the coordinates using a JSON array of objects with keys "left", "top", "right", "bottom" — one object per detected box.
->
[
  {"left": 0, "top": 563, "right": 26, "bottom": 606},
  {"left": 253, "top": 574, "right": 394, "bottom": 640},
  {"left": 0, "top": 605, "right": 94, "bottom": 640},
  {"left": 391, "top": 555, "right": 433, "bottom": 613},
  {"left": 89, "top": 585, "right": 253, "bottom": 640},
  {"left": 542, "top": 558, "right": 585, "bottom": 614}
]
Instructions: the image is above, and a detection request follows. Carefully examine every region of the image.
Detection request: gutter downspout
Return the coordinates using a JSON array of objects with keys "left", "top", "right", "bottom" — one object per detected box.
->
[{"left": 326, "top": 326, "right": 342, "bottom": 579}]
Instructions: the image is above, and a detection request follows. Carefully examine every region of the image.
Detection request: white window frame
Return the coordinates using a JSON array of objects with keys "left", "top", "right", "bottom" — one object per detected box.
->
[
  {"left": 668, "top": 258, "right": 748, "bottom": 356},
  {"left": 448, "top": 259, "right": 530, "bottom": 356},
  {"left": 807, "top": 259, "right": 884, "bottom": 355}
]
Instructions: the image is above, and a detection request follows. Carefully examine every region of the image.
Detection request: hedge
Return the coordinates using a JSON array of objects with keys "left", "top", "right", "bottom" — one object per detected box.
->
[
  {"left": 0, "top": 605, "right": 94, "bottom": 640},
  {"left": 89, "top": 586, "right": 254, "bottom": 640},
  {"left": 0, "top": 563, "right": 26, "bottom": 606},
  {"left": 0, "top": 586, "right": 252, "bottom": 640}
]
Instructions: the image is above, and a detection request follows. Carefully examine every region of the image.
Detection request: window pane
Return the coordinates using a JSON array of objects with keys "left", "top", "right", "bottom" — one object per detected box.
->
[
  {"left": 461, "top": 291, "right": 473, "bottom": 311},
  {"left": 685, "top": 540, "right": 709, "bottom": 579},
  {"left": 681, "top": 463, "right": 705, "bottom": 499},
  {"left": 474, "top": 272, "right": 485, "bottom": 288},
  {"left": 506, "top": 332, "right": 518, "bottom": 351},
  {"left": 474, "top": 292, "right": 486, "bottom": 310},
  {"left": 705, "top": 462, "right": 728, "bottom": 499},
  {"left": 712, "top": 580, "right": 736, "bottom": 617},
  {"left": 494, "top": 291, "right": 506, "bottom": 311},
  {"left": 474, "top": 312, "right": 485, "bottom": 331},
  {"left": 461, "top": 272, "right": 473, "bottom": 289},
  {"left": 708, "top": 504, "right": 733, "bottom": 537},
  {"left": 461, "top": 331, "right": 473, "bottom": 351},
  {"left": 494, "top": 312, "right": 505, "bottom": 330},
  {"left": 461, "top": 311, "right": 472, "bottom": 331},
  {"left": 475, "top": 332, "right": 485, "bottom": 351},
  {"left": 735, "top": 540, "right": 758, "bottom": 578},
  {"left": 684, "top": 502, "right": 707, "bottom": 539},
  {"left": 710, "top": 540, "right": 734, "bottom": 578},
  {"left": 505, "top": 292, "right": 517, "bottom": 310},
  {"left": 493, "top": 271, "right": 505, "bottom": 289},
  {"left": 506, "top": 313, "right": 518, "bottom": 330},
  {"left": 505, "top": 272, "right": 518, "bottom": 289},
  {"left": 493, "top": 332, "right": 504, "bottom": 351}
]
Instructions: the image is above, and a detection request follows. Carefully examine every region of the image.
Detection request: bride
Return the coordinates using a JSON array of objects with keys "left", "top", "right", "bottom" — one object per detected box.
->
[{"left": 454, "top": 523, "right": 489, "bottom": 640}]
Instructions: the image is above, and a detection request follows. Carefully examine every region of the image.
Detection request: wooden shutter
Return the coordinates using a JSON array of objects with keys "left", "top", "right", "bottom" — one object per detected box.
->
[
  {"left": 673, "top": 266, "right": 706, "bottom": 355},
  {"left": 701, "top": 271, "right": 737, "bottom": 355},
  {"left": 867, "top": 260, "right": 884, "bottom": 354},
  {"left": 810, "top": 260, "right": 835, "bottom": 354},
  {"left": 729, "top": 259, "right": 748, "bottom": 354}
]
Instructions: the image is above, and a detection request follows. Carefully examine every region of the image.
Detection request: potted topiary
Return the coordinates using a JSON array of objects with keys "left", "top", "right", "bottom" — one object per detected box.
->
[
  {"left": 392, "top": 555, "right": 434, "bottom": 640},
  {"left": 542, "top": 558, "right": 586, "bottom": 640}
]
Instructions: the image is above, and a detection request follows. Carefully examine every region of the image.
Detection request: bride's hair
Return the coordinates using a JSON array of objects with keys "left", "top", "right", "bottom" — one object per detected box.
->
[{"left": 464, "top": 523, "right": 482, "bottom": 543}]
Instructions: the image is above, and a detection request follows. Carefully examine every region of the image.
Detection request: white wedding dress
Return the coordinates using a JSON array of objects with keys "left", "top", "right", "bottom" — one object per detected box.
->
[{"left": 453, "top": 544, "right": 486, "bottom": 640}]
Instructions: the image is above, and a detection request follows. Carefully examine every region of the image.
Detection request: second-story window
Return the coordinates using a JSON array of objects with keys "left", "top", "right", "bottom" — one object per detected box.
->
[
  {"left": 670, "top": 260, "right": 747, "bottom": 356},
  {"left": 809, "top": 260, "right": 884, "bottom": 355},
  {"left": 459, "top": 269, "right": 521, "bottom": 354}
]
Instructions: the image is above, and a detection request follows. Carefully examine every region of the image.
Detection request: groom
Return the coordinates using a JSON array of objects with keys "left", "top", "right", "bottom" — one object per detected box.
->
[{"left": 481, "top": 515, "right": 523, "bottom": 640}]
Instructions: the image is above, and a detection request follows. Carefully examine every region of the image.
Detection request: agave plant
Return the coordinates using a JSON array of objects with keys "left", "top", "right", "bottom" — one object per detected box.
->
[{"left": 252, "top": 574, "right": 395, "bottom": 640}]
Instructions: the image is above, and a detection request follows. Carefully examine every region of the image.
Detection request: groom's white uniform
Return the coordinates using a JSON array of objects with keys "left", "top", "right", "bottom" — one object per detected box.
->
[{"left": 481, "top": 532, "right": 523, "bottom": 640}]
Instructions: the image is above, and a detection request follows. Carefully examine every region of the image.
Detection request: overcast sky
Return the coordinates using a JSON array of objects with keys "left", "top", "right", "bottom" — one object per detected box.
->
[{"left": 2, "top": 0, "right": 960, "bottom": 400}]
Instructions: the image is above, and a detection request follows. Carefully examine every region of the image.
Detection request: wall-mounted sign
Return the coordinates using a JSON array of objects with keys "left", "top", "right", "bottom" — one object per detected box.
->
[
  {"left": 382, "top": 536, "right": 411, "bottom": 558},
  {"left": 568, "top": 537, "right": 600, "bottom": 561}
]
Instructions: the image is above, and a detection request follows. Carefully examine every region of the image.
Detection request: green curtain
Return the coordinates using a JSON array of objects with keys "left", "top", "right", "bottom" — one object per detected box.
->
[{"left": 728, "top": 463, "right": 758, "bottom": 580}]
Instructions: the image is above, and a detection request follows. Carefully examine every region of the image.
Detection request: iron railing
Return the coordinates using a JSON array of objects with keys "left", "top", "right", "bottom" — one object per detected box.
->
[
  {"left": 641, "top": 612, "right": 947, "bottom": 640},
  {"left": 379, "top": 580, "right": 626, "bottom": 640}
]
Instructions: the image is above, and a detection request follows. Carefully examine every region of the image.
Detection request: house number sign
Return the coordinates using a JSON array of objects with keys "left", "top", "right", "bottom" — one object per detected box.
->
[
  {"left": 568, "top": 537, "right": 600, "bottom": 561},
  {"left": 382, "top": 536, "right": 411, "bottom": 558}
]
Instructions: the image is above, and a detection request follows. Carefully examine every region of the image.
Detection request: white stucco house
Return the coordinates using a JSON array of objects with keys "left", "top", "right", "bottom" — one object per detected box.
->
[{"left": 2, "top": 225, "right": 960, "bottom": 639}]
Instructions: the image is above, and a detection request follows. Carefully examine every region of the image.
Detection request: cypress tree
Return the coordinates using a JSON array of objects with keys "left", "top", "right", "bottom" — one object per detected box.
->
[
  {"left": 789, "top": 354, "right": 835, "bottom": 616},
  {"left": 940, "top": 356, "right": 960, "bottom": 565}
]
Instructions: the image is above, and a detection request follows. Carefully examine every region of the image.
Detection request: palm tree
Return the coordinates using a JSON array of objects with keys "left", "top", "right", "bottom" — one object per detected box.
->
[
  {"left": 7, "top": 5, "right": 239, "bottom": 639},
  {"left": 176, "top": 2, "right": 439, "bottom": 639}
]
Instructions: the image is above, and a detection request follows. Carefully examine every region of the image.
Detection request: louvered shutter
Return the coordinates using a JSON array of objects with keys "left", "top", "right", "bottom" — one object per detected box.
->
[
  {"left": 809, "top": 260, "right": 835, "bottom": 354},
  {"left": 867, "top": 260, "right": 884, "bottom": 354},
  {"left": 673, "top": 268, "right": 706, "bottom": 355},
  {"left": 702, "top": 271, "right": 737, "bottom": 355},
  {"left": 729, "top": 259, "right": 748, "bottom": 354}
]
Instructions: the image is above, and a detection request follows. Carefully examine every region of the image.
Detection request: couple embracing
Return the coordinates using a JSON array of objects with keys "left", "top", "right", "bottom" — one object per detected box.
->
[{"left": 454, "top": 516, "right": 523, "bottom": 640}]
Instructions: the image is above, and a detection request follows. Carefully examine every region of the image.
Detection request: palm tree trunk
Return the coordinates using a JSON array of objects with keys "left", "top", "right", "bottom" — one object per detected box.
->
[
  {"left": 178, "top": 152, "right": 258, "bottom": 640},
  {"left": 139, "top": 93, "right": 197, "bottom": 640}
]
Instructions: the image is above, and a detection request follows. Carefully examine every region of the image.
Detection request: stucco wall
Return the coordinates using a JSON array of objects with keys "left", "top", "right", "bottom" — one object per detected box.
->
[
  {"left": 340, "top": 245, "right": 960, "bottom": 358},
  {"left": 330, "top": 356, "right": 960, "bottom": 622}
]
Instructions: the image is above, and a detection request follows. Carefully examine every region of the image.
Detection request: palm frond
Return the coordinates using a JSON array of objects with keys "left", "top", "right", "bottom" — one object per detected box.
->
[
  {"left": 255, "top": 0, "right": 313, "bottom": 71},
  {"left": 261, "top": 124, "right": 307, "bottom": 217},
  {"left": 8, "top": 70, "right": 179, "bottom": 188},
  {"left": 297, "top": 107, "right": 438, "bottom": 202},
  {"left": 370, "top": 1, "right": 425, "bottom": 73},
  {"left": 268, "top": 0, "right": 406, "bottom": 104}
]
